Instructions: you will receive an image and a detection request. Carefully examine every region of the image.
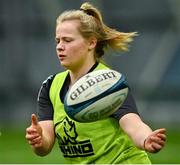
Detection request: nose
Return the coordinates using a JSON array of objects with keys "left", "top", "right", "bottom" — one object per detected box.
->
[{"left": 56, "top": 42, "right": 65, "bottom": 51}]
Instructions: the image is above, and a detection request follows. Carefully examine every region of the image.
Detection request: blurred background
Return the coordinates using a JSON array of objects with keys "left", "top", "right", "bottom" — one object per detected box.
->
[{"left": 0, "top": 0, "right": 179, "bottom": 163}]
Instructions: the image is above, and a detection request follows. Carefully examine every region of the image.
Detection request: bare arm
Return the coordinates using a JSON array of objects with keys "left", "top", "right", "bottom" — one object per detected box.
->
[
  {"left": 26, "top": 114, "right": 55, "bottom": 156},
  {"left": 119, "top": 113, "right": 166, "bottom": 153}
]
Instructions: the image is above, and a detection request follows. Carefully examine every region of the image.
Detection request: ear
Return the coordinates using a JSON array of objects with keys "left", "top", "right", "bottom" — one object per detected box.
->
[{"left": 88, "top": 36, "right": 97, "bottom": 50}]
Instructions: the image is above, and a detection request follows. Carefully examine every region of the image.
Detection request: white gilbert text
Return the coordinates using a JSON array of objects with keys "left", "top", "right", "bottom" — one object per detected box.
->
[{"left": 70, "top": 71, "right": 117, "bottom": 100}]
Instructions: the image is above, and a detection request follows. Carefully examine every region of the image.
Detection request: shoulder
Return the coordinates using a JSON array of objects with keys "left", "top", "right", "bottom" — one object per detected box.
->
[
  {"left": 37, "top": 74, "right": 56, "bottom": 101},
  {"left": 39, "top": 74, "right": 57, "bottom": 94},
  {"left": 37, "top": 71, "right": 66, "bottom": 102},
  {"left": 41, "top": 70, "right": 68, "bottom": 88},
  {"left": 42, "top": 75, "right": 56, "bottom": 87}
]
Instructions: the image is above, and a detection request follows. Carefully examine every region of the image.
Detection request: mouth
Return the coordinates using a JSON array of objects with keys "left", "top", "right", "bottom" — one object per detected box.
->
[{"left": 58, "top": 54, "right": 66, "bottom": 60}]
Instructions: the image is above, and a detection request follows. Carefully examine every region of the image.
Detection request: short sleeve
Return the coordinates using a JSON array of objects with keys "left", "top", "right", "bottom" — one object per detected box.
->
[
  {"left": 112, "top": 89, "right": 139, "bottom": 120},
  {"left": 37, "top": 75, "right": 55, "bottom": 121}
]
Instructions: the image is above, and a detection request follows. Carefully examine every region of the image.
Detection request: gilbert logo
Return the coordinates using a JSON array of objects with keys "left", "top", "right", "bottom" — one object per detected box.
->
[
  {"left": 55, "top": 117, "right": 94, "bottom": 158},
  {"left": 70, "top": 71, "right": 116, "bottom": 100}
]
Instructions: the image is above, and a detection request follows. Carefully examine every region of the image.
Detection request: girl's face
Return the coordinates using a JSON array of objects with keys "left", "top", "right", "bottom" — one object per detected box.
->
[{"left": 55, "top": 20, "right": 96, "bottom": 71}]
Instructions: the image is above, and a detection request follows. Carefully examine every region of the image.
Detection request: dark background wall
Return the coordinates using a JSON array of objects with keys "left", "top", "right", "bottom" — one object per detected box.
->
[{"left": 0, "top": 0, "right": 180, "bottom": 128}]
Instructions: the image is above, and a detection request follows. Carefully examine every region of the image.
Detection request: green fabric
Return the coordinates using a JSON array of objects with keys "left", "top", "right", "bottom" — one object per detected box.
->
[{"left": 49, "top": 63, "right": 151, "bottom": 164}]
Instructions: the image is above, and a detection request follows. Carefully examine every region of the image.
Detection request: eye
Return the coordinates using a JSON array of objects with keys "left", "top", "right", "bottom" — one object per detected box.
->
[
  {"left": 55, "top": 38, "right": 60, "bottom": 44},
  {"left": 64, "top": 37, "right": 73, "bottom": 43}
]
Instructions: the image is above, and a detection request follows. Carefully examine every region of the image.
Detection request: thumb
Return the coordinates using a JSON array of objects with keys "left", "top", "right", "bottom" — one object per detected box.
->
[
  {"left": 31, "top": 114, "right": 38, "bottom": 126},
  {"left": 153, "top": 128, "right": 166, "bottom": 135}
]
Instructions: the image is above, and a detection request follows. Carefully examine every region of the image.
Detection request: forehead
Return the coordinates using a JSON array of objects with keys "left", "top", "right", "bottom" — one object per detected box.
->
[{"left": 56, "top": 20, "right": 81, "bottom": 37}]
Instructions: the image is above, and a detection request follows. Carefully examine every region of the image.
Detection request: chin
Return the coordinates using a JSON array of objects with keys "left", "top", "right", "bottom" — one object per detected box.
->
[{"left": 60, "top": 62, "right": 70, "bottom": 69}]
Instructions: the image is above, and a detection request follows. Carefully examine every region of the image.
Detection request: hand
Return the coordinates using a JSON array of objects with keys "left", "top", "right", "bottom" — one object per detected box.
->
[
  {"left": 144, "top": 128, "right": 166, "bottom": 153},
  {"left": 26, "top": 114, "right": 43, "bottom": 148}
]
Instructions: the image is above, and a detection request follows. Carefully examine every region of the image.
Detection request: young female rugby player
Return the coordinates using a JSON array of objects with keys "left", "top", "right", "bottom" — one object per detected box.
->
[{"left": 26, "top": 2, "right": 166, "bottom": 164}]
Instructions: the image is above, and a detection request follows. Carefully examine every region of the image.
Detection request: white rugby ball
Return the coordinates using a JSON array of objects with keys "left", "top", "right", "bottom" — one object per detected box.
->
[{"left": 64, "top": 69, "right": 128, "bottom": 122}]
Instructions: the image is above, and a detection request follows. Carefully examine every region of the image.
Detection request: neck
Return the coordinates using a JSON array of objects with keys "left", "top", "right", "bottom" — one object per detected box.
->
[{"left": 69, "top": 61, "right": 96, "bottom": 86}]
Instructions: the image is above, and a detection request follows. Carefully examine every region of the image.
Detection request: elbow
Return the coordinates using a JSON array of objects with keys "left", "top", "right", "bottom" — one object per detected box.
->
[
  {"left": 33, "top": 144, "right": 53, "bottom": 157},
  {"left": 34, "top": 148, "right": 52, "bottom": 157}
]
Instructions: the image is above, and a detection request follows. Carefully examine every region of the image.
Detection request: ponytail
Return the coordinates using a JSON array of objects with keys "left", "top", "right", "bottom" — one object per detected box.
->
[{"left": 80, "top": 2, "right": 137, "bottom": 54}]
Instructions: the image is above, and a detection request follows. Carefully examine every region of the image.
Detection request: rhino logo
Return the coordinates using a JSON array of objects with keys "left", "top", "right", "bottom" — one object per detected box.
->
[
  {"left": 56, "top": 117, "right": 78, "bottom": 145},
  {"left": 55, "top": 117, "right": 94, "bottom": 157}
]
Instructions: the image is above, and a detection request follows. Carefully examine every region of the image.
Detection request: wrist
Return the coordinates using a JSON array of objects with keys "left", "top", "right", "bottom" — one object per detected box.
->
[{"left": 143, "top": 138, "right": 147, "bottom": 151}]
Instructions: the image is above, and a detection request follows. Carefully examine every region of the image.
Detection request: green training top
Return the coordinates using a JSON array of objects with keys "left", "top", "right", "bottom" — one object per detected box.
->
[{"left": 49, "top": 63, "right": 151, "bottom": 164}]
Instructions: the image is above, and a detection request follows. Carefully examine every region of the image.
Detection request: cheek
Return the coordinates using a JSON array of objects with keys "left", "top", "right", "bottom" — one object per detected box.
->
[{"left": 68, "top": 42, "right": 88, "bottom": 56}]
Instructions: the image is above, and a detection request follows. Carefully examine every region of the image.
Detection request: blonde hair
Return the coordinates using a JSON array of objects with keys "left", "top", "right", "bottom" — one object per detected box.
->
[{"left": 56, "top": 2, "right": 137, "bottom": 59}]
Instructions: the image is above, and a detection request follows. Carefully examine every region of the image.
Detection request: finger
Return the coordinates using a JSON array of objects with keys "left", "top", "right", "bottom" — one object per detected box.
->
[
  {"left": 26, "top": 127, "right": 37, "bottom": 134},
  {"left": 146, "top": 143, "right": 161, "bottom": 153},
  {"left": 151, "top": 135, "right": 166, "bottom": 145},
  {"left": 31, "top": 114, "right": 38, "bottom": 126},
  {"left": 26, "top": 133, "right": 40, "bottom": 141},
  {"left": 151, "top": 142, "right": 163, "bottom": 151},
  {"left": 145, "top": 142, "right": 157, "bottom": 153},
  {"left": 154, "top": 128, "right": 166, "bottom": 134},
  {"left": 150, "top": 135, "right": 161, "bottom": 142},
  {"left": 28, "top": 136, "right": 42, "bottom": 146},
  {"left": 33, "top": 141, "right": 43, "bottom": 148},
  {"left": 153, "top": 138, "right": 166, "bottom": 147},
  {"left": 157, "top": 133, "right": 166, "bottom": 141}
]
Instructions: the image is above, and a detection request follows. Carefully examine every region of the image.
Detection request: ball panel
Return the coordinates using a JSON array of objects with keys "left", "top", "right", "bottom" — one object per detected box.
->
[{"left": 74, "top": 88, "right": 128, "bottom": 122}]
